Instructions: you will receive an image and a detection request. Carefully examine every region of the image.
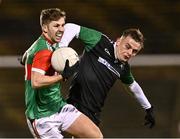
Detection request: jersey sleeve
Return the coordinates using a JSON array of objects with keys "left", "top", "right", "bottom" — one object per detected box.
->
[
  {"left": 79, "top": 26, "right": 102, "bottom": 51},
  {"left": 59, "top": 23, "right": 102, "bottom": 51},
  {"left": 120, "top": 63, "right": 134, "bottom": 84},
  {"left": 59, "top": 23, "right": 81, "bottom": 47},
  {"left": 32, "top": 50, "right": 53, "bottom": 74}
]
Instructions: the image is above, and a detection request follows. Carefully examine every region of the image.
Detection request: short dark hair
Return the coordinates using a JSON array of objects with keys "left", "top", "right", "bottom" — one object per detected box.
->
[
  {"left": 122, "top": 28, "right": 144, "bottom": 47},
  {"left": 40, "top": 8, "right": 66, "bottom": 26}
]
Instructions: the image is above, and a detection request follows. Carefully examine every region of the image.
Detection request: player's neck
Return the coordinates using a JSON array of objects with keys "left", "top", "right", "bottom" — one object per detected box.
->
[{"left": 42, "top": 33, "right": 54, "bottom": 45}]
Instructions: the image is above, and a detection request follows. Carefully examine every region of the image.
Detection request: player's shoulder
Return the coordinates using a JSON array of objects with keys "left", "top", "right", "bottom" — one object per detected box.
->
[
  {"left": 102, "top": 34, "right": 114, "bottom": 44},
  {"left": 30, "top": 36, "right": 48, "bottom": 53}
]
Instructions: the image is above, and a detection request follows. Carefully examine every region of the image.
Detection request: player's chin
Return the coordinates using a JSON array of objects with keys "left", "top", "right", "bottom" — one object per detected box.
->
[
  {"left": 121, "top": 58, "right": 129, "bottom": 62},
  {"left": 54, "top": 39, "right": 61, "bottom": 43},
  {"left": 123, "top": 56, "right": 131, "bottom": 62}
]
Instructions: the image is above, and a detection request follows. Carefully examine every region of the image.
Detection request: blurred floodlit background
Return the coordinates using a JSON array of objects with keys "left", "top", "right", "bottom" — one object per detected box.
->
[{"left": 0, "top": 0, "right": 180, "bottom": 138}]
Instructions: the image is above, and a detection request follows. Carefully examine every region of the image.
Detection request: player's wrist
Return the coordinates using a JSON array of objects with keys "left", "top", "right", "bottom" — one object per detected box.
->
[
  {"left": 58, "top": 74, "right": 65, "bottom": 81},
  {"left": 145, "top": 106, "right": 153, "bottom": 113},
  {"left": 61, "top": 73, "right": 67, "bottom": 81}
]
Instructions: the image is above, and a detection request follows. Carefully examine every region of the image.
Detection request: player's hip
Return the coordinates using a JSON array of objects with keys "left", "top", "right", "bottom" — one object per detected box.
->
[{"left": 67, "top": 98, "right": 101, "bottom": 126}]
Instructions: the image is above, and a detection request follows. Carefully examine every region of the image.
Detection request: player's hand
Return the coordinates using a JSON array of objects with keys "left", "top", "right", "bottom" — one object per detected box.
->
[
  {"left": 62, "top": 60, "right": 79, "bottom": 81},
  {"left": 144, "top": 106, "right": 155, "bottom": 128},
  {"left": 18, "top": 52, "right": 27, "bottom": 66},
  {"left": 18, "top": 55, "right": 25, "bottom": 65}
]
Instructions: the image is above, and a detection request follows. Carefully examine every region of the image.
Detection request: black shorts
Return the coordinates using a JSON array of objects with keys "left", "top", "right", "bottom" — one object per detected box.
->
[{"left": 67, "top": 98, "right": 101, "bottom": 126}]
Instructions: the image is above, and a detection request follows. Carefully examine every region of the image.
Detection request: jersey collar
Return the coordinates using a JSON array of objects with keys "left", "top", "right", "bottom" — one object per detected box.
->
[
  {"left": 42, "top": 33, "right": 54, "bottom": 45},
  {"left": 113, "top": 42, "right": 117, "bottom": 59},
  {"left": 42, "top": 33, "right": 57, "bottom": 51}
]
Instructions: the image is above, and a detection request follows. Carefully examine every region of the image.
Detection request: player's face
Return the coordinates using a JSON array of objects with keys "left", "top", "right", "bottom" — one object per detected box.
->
[
  {"left": 115, "top": 36, "right": 142, "bottom": 62},
  {"left": 43, "top": 17, "right": 65, "bottom": 43}
]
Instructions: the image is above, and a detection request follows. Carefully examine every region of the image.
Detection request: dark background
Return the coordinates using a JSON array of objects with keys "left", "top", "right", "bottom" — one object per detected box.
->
[{"left": 0, "top": 0, "right": 180, "bottom": 138}]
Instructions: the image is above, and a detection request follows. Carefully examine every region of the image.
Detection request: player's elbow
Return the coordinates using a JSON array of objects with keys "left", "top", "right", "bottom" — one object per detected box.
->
[
  {"left": 31, "top": 80, "right": 41, "bottom": 89},
  {"left": 31, "top": 71, "right": 44, "bottom": 89}
]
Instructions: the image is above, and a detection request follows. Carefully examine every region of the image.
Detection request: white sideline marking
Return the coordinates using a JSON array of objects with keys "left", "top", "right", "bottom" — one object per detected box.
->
[{"left": 0, "top": 55, "right": 180, "bottom": 68}]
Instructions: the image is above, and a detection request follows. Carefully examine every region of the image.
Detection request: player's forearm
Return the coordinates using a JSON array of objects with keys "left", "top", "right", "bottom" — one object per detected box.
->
[
  {"left": 59, "top": 23, "right": 80, "bottom": 47},
  {"left": 31, "top": 71, "right": 63, "bottom": 88},
  {"left": 125, "top": 80, "right": 151, "bottom": 109}
]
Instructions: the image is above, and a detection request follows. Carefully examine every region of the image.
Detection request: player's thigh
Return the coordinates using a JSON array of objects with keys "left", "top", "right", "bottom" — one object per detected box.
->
[{"left": 65, "top": 113, "right": 103, "bottom": 138}]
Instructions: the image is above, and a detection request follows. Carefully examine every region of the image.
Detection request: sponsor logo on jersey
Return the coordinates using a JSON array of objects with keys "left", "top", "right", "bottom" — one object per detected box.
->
[
  {"left": 98, "top": 57, "right": 120, "bottom": 78},
  {"left": 104, "top": 48, "right": 111, "bottom": 56}
]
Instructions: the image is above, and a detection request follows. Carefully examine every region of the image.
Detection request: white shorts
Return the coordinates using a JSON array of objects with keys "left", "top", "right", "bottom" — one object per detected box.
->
[{"left": 26, "top": 104, "right": 82, "bottom": 139}]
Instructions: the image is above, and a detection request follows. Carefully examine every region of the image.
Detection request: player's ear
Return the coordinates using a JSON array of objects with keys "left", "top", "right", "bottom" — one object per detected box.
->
[
  {"left": 116, "top": 37, "right": 121, "bottom": 46},
  {"left": 42, "top": 24, "right": 48, "bottom": 33}
]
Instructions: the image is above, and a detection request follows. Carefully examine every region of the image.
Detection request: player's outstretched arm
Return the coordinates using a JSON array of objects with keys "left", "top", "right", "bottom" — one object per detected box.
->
[{"left": 123, "top": 80, "right": 155, "bottom": 128}]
